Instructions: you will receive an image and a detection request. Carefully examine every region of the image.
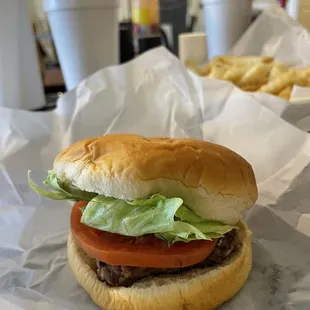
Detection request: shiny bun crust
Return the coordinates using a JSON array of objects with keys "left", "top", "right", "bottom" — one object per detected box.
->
[
  {"left": 54, "top": 134, "right": 258, "bottom": 224},
  {"left": 67, "top": 220, "right": 252, "bottom": 310}
]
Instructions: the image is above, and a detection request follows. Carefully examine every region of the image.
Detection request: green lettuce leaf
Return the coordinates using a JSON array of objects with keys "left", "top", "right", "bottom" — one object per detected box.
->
[
  {"left": 80, "top": 194, "right": 235, "bottom": 244},
  {"left": 29, "top": 171, "right": 235, "bottom": 244},
  {"left": 28, "top": 170, "right": 97, "bottom": 201},
  {"left": 80, "top": 195, "right": 183, "bottom": 236}
]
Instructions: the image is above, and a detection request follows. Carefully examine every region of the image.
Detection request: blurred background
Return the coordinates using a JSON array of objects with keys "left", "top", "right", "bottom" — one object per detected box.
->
[{"left": 1, "top": 0, "right": 309, "bottom": 110}]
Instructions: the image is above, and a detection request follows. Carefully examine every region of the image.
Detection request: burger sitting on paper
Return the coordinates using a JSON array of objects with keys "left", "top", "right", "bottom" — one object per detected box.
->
[{"left": 28, "top": 134, "right": 258, "bottom": 310}]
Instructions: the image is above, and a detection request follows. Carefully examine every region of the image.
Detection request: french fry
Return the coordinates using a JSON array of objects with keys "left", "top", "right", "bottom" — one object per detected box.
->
[
  {"left": 278, "top": 85, "right": 293, "bottom": 100},
  {"left": 259, "top": 69, "right": 296, "bottom": 94},
  {"left": 295, "top": 72, "right": 308, "bottom": 87},
  {"left": 269, "top": 62, "right": 289, "bottom": 80},
  {"left": 241, "top": 84, "right": 262, "bottom": 92},
  {"left": 184, "top": 55, "right": 310, "bottom": 101},
  {"left": 184, "top": 59, "right": 204, "bottom": 76},
  {"left": 295, "top": 67, "right": 310, "bottom": 87},
  {"left": 211, "top": 56, "right": 274, "bottom": 67},
  {"left": 222, "top": 66, "right": 247, "bottom": 83},
  {"left": 298, "top": 66, "right": 310, "bottom": 76},
  {"left": 200, "top": 64, "right": 212, "bottom": 76},
  {"left": 239, "top": 63, "right": 271, "bottom": 86},
  {"left": 207, "top": 64, "right": 227, "bottom": 79},
  {"left": 208, "top": 56, "right": 226, "bottom": 65}
]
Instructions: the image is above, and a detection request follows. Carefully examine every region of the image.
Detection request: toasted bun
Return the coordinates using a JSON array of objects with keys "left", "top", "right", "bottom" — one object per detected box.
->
[
  {"left": 67, "top": 220, "right": 252, "bottom": 310},
  {"left": 54, "top": 134, "right": 257, "bottom": 224}
]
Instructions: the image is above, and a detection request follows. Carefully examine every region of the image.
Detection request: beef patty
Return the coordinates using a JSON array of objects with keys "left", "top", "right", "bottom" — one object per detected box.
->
[{"left": 97, "top": 229, "right": 240, "bottom": 287}]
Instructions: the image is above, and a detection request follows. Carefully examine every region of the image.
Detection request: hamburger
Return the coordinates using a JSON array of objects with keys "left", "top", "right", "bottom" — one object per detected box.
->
[{"left": 28, "top": 134, "right": 258, "bottom": 310}]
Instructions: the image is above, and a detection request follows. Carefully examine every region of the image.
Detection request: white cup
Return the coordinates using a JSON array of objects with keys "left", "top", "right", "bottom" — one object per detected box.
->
[
  {"left": 0, "top": 0, "right": 45, "bottom": 110},
  {"left": 44, "top": 0, "right": 120, "bottom": 90},
  {"left": 203, "top": 0, "right": 253, "bottom": 60},
  {"left": 178, "top": 32, "right": 208, "bottom": 65}
]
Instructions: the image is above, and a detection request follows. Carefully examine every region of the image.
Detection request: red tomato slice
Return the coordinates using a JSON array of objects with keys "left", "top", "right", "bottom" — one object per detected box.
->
[{"left": 71, "top": 201, "right": 217, "bottom": 268}]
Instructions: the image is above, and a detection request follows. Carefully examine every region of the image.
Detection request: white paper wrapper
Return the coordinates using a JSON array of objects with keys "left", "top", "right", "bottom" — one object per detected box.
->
[
  {"left": 1, "top": 46, "right": 310, "bottom": 309},
  {"left": 232, "top": 5, "right": 310, "bottom": 65},
  {"left": 178, "top": 6, "right": 310, "bottom": 132},
  {"left": 230, "top": 5, "right": 310, "bottom": 132}
]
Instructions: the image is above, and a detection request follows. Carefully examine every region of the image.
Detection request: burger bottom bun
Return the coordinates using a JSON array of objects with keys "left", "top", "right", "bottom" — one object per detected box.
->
[{"left": 67, "top": 221, "right": 252, "bottom": 310}]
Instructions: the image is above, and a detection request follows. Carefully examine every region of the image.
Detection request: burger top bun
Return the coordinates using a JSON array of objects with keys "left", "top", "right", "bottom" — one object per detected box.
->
[
  {"left": 67, "top": 220, "right": 252, "bottom": 310},
  {"left": 54, "top": 134, "right": 258, "bottom": 225}
]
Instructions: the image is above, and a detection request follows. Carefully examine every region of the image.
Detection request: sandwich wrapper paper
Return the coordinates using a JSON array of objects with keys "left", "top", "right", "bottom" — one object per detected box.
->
[
  {"left": 230, "top": 5, "right": 310, "bottom": 132},
  {"left": 2, "top": 12, "right": 310, "bottom": 309}
]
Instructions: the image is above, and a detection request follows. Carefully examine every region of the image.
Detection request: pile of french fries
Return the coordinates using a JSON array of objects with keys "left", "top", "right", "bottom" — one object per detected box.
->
[{"left": 185, "top": 56, "right": 310, "bottom": 100}]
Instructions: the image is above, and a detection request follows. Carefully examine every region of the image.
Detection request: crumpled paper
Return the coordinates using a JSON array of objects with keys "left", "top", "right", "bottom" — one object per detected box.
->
[
  {"left": 232, "top": 5, "right": 310, "bottom": 132},
  {"left": 1, "top": 46, "right": 310, "bottom": 309}
]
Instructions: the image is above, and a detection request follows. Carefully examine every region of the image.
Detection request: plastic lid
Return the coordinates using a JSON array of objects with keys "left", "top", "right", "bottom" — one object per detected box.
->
[{"left": 44, "top": 0, "right": 119, "bottom": 12}]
